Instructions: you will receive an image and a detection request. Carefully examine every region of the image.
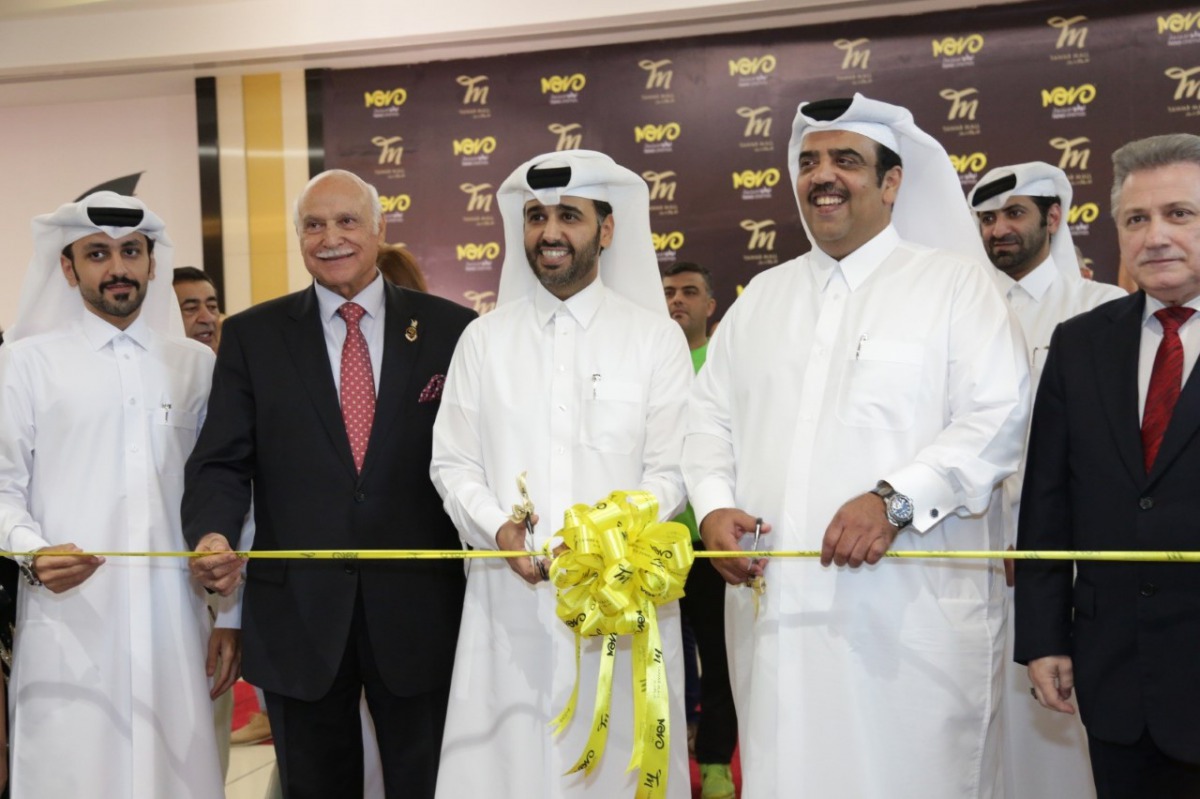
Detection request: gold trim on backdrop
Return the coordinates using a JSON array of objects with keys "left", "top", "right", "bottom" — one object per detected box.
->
[
  {"left": 243, "top": 73, "right": 289, "bottom": 304},
  {"left": 281, "top": 69, "right": 313, "bottom": 293}
]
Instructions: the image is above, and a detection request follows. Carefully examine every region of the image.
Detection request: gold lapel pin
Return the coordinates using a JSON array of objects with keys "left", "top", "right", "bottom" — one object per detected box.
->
[{"left": 405, "top": 319, "right": 419, "bottom": 342}]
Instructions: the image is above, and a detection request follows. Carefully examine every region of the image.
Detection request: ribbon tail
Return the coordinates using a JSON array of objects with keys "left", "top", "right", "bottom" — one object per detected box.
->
[
  {"left": 550, "top": 635, "right": 582, "bottom": 736},
  {"left": 564, "top": 633, "right": 618, "bottom": 776},
  {"left": 634, "top": 613, "right": 670, "bottom": 799}
]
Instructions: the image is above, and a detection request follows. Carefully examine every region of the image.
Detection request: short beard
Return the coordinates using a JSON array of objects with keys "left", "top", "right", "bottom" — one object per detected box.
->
[
  {"left": 987, "top": 224, "right": 1050, "bottom": 276},
  {"left": 525, "top": 225, "right": 603, "bottom": 294},
  {"left": 77, "top": 271, "right": 146, "bottom": 320}
]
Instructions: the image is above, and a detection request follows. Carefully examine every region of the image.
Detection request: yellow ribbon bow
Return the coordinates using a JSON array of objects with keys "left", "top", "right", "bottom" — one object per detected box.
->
[{"left": 548, "top": 490, "right": 693, "bottom": 799}]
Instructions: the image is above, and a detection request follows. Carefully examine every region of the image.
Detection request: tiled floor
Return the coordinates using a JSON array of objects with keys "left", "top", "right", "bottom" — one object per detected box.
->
[{"left": 225, "top": 744, "right": 277, "bottom": 799}]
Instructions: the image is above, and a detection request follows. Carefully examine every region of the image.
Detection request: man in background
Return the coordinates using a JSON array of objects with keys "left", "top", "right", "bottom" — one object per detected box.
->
[
  {"left": 662, "top": 262, "right": 737, "bottom": 799},
  {"left": 967, "top": 161, "right": 1125, "bottom": 799}
]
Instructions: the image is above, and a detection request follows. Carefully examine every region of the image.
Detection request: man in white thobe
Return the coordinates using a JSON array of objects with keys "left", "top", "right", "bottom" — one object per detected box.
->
[
  {"left": 683, "top": 94, "right": 1029, "bottom": 798},
  {"left": 431, "top": 150, "right": 692, "bottom": 798},
  {"left": 0, "top": 192, "right": 235, "bottom": 798},
  {"left": 968, "top": 163, "right": 1126, "bottom": 799}
]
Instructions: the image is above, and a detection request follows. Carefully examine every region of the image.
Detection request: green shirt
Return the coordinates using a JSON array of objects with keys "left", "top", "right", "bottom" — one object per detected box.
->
[{"left": 675, "top": 341, "right": 707, "bottom": 542}]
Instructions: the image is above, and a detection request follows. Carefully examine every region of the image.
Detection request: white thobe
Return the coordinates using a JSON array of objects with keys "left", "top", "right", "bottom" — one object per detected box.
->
[
  {"left": 431, "top": 278, "right": 692, "bottom": 799},
  {"left": 684, "top": 225, "right": 1029, "bottom": 799},
  {"left": 0, "top": 312, "right": 222, "bottom": 799},
  {"left": 993, "top": 257, "right": 1125, "bottom": 799}
]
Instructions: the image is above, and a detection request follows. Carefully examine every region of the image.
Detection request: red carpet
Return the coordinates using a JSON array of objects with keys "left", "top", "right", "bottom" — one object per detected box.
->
[{"left": 231, "top": 679, "right": 265, "bottom": 735}]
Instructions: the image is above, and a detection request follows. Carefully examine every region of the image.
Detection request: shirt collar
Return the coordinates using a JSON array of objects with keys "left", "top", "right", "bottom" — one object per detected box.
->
[
  {"left": 1143, "top": 292, "right": 1200, "bottom": 326},
  {"left": 534, "top": 275, "right": 606, "bottom": 329},
  {"left": 809, "top": 225, "right": 901, "bottom": 293},
  {"left": 80, "top": 308, "right": 151, "bottom": 351},
  {"left": 997, "top": 254, "right": 1058, "bottom": 302},
  {"left": 315, "top": 270, "right": 385, "bottom": 323}
]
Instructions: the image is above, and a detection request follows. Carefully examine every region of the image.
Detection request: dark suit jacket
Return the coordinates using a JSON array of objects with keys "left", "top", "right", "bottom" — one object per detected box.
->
[
  {"left": 1015, "top": 290, "right": 1200, "bottom": 763},
  {"left": 183, "top": 281, "right": 475, "bottom": 701}
]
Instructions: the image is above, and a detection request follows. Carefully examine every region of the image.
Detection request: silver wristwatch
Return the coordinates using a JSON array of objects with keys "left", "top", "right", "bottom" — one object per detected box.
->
[
  {"left": 18, "top": 554, "right": 42, "bottom": 587},
  {"left": 870, "top": 481, "right": 914, "bottom": 529}
]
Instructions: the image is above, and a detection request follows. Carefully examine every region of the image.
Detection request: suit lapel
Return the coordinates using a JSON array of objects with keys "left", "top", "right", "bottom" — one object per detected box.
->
[
  {"left": 360, "top": 283, "right": 419, "bottom": 479},
  {"left": 284, "top": 287, "right": 358, "bottom": 477},
  {"left": 1094, "top": 292, "right": 1146, "bottom": 486}
]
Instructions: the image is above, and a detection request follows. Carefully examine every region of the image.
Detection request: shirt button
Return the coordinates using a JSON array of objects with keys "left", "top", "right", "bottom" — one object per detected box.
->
[
  {"left": 1139, "top": 497, "right": 1154, "bottom": 510},
  {"left": 1139, "top": 582, "right": 1158, "bottom": 598},
  {"left": 930, "top": 508, "right": 939, "bottom": 519},
  {"left": 131, "top": 445, "right": 139, "bottom": 453},
  {"left": 128, "top": 397, "right": 137, "bottom": 405}
]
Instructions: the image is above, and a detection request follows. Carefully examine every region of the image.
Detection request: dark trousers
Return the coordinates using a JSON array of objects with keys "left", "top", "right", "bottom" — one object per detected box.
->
[
  {"left": 678, "top": 548, "right": 738, "bottom": 764},
  {"left": 1088, "top": 728, "right": 1200, "bottom": 799},
  {"left": 264, "top": 588, "right": 451, "bottom": 799}
]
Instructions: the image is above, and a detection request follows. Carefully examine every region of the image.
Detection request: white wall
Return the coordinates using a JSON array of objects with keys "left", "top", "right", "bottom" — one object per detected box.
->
[{"left": 0, "top": 91, "right": 201, "bottom": 331}]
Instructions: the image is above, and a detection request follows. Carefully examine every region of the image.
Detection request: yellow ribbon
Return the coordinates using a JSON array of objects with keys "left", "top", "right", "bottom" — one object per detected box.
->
[{"left": 546, "top": 490, "right": 692, "bottom": 799}]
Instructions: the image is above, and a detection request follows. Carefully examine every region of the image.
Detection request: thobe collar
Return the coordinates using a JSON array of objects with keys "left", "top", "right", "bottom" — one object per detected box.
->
[
  {"left": 315, "top": 270, "right": 386, "bottom": 325},
  {"left": 810, "top": 224, "right": 901, "bottom": 293},
  {"left": 80, "top": 308, "right": 151, "bottom": 352},
  {"left": 994, "top": 254, "right": 1057, "bottom": 304},
  {"left": 534, "top": 274, "right": 606, "bottom": 330}
]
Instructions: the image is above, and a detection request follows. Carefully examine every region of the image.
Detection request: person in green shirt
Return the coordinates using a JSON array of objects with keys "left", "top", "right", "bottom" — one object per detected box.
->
[{"left": 663, "top": 262, "right": 737, "bottom": 799}]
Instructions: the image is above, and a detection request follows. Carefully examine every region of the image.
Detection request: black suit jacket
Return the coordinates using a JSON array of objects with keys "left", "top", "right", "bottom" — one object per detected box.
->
[
  {"left": 183, "top": 281, "right": 475, "bottom": 701},
  {"left": 1015, "top": 290, "right": 1200, "bottom": 762}
]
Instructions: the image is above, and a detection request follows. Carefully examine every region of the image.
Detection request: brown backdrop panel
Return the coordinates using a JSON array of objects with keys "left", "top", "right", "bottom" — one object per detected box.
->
[{"left": 321, "top": 0, "right": 1200, "bottom": 317}]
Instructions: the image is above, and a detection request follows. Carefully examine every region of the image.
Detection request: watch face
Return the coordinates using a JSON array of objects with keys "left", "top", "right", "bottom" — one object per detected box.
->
[{"left": 889, "top": 494, "right": 914, "bottom": 524}]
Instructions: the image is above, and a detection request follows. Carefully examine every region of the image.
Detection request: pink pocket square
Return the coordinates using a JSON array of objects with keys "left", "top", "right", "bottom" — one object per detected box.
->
[{"left": 419, "top": 374, "right": 446, "bottom": 403}]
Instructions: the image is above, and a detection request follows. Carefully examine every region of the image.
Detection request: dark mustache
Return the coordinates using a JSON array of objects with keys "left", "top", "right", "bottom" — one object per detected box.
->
[{"left": 101, "top": 278, "right": 140, "bottom": 291}]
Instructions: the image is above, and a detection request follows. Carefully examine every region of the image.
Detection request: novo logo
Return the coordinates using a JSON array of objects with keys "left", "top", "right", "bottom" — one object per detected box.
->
[
  {"left": 1041, "top": 84, "right": 1097, "bottom": 107},
  {"left": 1050, "top": 136, "right": 1091, "bottom": 170},
  {"left": 460, "top": 182, "right": 495, "bottom": 213},
  {"left": 364, "top": 88, "right": 407, "bottom": 108},
  {"left": 541, "top": 74, "right": 586, "bottom": 94},
  {"left": 452, "top": 137, "right": 497, "bottom": 156},
  {"left": 639, "top": 59, "right": 674, "bottom": 91},
  {"left": 949, "top": 153, "right": 988, "bottom": 173},
  {"left": 728, "top": 55, "right": 777, "bottom": 76},
  {"left": 940, "top": 88, "right": 980, "bottom": 120},
  {"left": 634, "top": 123, "right": 682, "bottom": 143},
  {"left": 548, "top": 123, "right": 583, "bottom": 151},
  {"left": 652, "top": 231, "right": 685, "bottom": 251},
  {"left": 379, "top": 194, "right": 411, "bottom": 214},
  {"left": 932, "top": 34, "right": 984, "bottom": 57},
  {"left": 1048, "top": 15, "right": 1088, "bottom": 49},
  {"left": 1158, "top": 12, "right": 1200, "bottom": 34},
  {"left": 1068, "top": 203, "right": 1100, "bottom": 224},
  {"left": 834, "top": 38, "right": 871, "bottom": 70},
  {"left": 741, "top": 219, "right": 777, "bottom": 251},
  {"left": 732, "top": 169, "right": 781, "bottom": 189},
  {"left": 372, "top": 136, "right": 404, "bottom": 166},
  {"left": 737, "top": 106, "right": 772, "bottom": 138},
  {"left": 642, "top": 170, "right": 678, "bottom": 203},
  {"left": 1165, "top": 67, "right": 1200, "bottom": 100},
  {"left": 456, "top": 243, "right": 501, "bottom": 261},
  {"left": 457, "top": 75, "right": 489, "bottom": 105}
]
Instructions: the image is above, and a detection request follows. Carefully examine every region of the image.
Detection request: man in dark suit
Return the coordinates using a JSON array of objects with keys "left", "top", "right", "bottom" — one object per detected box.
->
[
  {"left": 1015, "top": 133, "right": 1200, "bottom": 799},
  {"left": 183, "top": 169, "right": 475, "bottom": 799}
]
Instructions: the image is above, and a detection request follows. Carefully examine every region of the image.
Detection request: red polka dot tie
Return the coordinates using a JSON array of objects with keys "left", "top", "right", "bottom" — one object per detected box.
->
[
  {"left": 1142, "top": 305, "right": 1195, "bottom": 472},
  {"left": 337, "top": 302, "right": 376, "bottom": 473}
]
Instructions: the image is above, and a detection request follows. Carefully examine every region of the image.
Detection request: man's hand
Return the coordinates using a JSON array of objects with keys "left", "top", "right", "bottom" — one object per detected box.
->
[
  {"left": 33, "top": 544, "right": 105, "bottom": 593},
  {"left": 699, "top": 508, "right": 770, "bottom": 586},
  {"left": 190, "top": 533, "right": 243, "bottom": 596},
  {"left": 1028, "top": 656, "right": 1076, "bottom": 714},
  {"left": 821, "top": 493, "right": 899, "bottom": 567},
  {"left": 496, "top": 515, "right": 546, "bottom": 585},
  {"left": 207, "top": 627, "right": 242, "bottom": 699}
]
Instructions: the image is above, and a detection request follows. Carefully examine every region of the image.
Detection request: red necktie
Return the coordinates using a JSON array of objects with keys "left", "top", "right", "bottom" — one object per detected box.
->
[
  {"left": 337, "top": 302, "right": 376, "bottom": 473},
  {"left": 1142, "top": 306, "right": 1195, "bottom": 472}
]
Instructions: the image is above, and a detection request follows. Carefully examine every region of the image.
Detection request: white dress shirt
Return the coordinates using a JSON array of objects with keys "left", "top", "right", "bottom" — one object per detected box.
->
[
  {"left": 314, "top": 271, "right": 386, "bottom": 395},
  {"left": 682, "top": 225, "right": 1029, "bottom": 799},
  {"left": 431, "top": 276, "right": 693, "bottom": 799},
  {"left": 0, "top": 310, "right": 223, "bottom": 798}
]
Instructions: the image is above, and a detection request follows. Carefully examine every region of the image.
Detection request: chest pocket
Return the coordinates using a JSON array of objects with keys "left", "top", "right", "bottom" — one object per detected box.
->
[
  {"left": 150, "top": 408, "right": 200, "bottom": 475},
  {"left": 837, "top": 339, "right": 925, "bottom": 431},
  {"left": 581, "top": 380, "right": 643, "bottom": 455}
]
